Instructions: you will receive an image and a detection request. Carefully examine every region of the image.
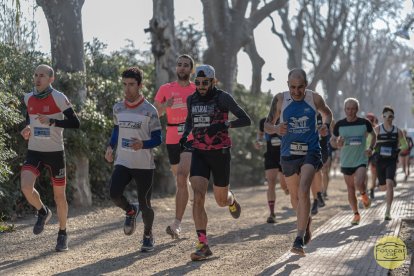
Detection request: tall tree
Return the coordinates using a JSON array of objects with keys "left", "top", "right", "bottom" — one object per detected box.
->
[
  {"left": 145, "top": 0, "right": 177, "bottom": 193},
  {"left": 36, "top": 0, "right": 91, "bottom": 207},
  {"left": 201, "top": 0, "right": 288, "bottom": 94},
  {"left": 146, "top": 0, "right": 177, "bottom": 90}
]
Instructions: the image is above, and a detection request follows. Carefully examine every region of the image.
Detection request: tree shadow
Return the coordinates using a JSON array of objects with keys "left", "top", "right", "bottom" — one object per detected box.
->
[{"left": 152, "top": 256, "right": 221, "bottom": 276}]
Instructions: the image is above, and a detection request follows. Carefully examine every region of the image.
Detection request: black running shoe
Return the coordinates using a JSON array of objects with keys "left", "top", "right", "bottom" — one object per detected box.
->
[
  {"left": 190, "top": 242, "right": 213, "bottom": 261},
  {"left": 304, "top": 216, "right": 312, "bottom": 245},
  {"left": 33, "top": 206, "right": 52, "bottom": 235},
  {"left": 141, "top": 234, "right": 155, "bottom": 252},
  {"left": 311, "top": 199, "right": 318, "bottom": 215},
  {"left": 266, "top": 214, "right": 276, "bottom": 223},
  {"left": 291, "top": 236, "right": 305, "bottom": 256},
  {"left": 55, "top": 234, "right": 69, "bottom": 252},
  {"left": 124, "top": 203, "right": 139, "bottom": 236},
  {"left": 317, "top": 193, "right": 325, "bottom": 207},
  {"left": 229, "top": 191, "right": 241, "bottom": 219}
]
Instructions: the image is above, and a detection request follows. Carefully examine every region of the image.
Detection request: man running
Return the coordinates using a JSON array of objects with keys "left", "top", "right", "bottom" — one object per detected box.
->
[
  {"left": 105, "top": 67, "right": 162, "bottom": 252},
  {"left": 311, "top": 114, "right": 328, "bottom": 215},
  {"left": 255, "top": 117, "right": 288, "bottom": 223},
  {"left": 180, "top": 64, "right": 251, "bottom": 261},
  {"left": 264, "top": 68, "right": 333, "bottom": 256},
  {"left": 374, "top": 106, "right": 408, "bottom": 220},
  {"left": 154, "top": 54, "right": 196, "bottom": 239},
  {"left": 366, "top": 112, "right": 379, "bottom": 199},
  {"left": 20, "top": 64, "right": 80, "bottom": 252},
  {"left": 330, "top": 98, "right": 374, "bottom": 226},
  {"left": 399, "top": 129, "right": 413, "bottom": 182}
]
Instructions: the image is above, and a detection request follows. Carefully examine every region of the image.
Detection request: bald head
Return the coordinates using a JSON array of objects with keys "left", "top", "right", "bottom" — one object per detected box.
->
[
  {"left": 35, "top": 64, "right": 54, "bottom": 78},
  {"left": 288, "top": 68, "right": 307, "bottom": 84}
]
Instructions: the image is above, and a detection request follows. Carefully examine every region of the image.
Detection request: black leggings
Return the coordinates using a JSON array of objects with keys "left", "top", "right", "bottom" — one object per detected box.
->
[{"left": 109, "top": 165, "right": 154, "bottom": 234}]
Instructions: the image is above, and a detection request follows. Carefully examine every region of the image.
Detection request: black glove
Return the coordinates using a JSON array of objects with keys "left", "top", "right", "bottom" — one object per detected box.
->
[
  {"left": 207, "top": 122, "right": 228, "bottom": 137},
  {"left": 179, "top": 136, "right": 188, "bottom": 151}
]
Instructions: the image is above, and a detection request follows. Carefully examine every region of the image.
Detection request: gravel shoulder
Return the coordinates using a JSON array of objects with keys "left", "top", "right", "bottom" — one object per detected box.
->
[{"left": 0, "top": 175, "right": 375, "bottom": 275}]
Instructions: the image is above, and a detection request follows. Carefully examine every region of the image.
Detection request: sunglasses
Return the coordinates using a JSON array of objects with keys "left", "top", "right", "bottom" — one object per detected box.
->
[{"left": 195, "top": 80, "right": 210, "bottom": 86}]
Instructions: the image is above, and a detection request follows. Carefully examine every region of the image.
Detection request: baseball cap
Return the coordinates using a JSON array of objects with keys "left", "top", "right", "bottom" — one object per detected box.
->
[{"left": 195, "top": 64, "right": 215, "bottom": 78}]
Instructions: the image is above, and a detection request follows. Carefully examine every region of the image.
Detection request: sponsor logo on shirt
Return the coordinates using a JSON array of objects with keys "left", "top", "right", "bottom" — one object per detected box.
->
[{"left": 119, "top": 120, "right": 142, "bottom": 129}]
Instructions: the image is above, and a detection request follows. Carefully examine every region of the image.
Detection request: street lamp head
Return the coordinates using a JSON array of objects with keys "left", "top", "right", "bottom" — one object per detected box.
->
[
  {"left": 395, "top": 27, "right": 410, "bottom": 40},
  {"left": 266, "top": 72, "right": 275, "bottom": 82}
]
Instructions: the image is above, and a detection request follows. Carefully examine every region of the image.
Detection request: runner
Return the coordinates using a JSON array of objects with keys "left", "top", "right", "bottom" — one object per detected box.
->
[
  {"left": 154, "top": 54, "right": 196, "bottom": 239},
  {"left": 264, "top": 68, "right": 333, "bottom": 256},
  {"left": 399, "top": 129, "right": 413, "bottom": 182},
  {"left": 311, "top": 114, "right": 328, "bottom": 215},
  {"left": 365, "top": 112, "right": 379, "bottom": 199},
  {"left": 255, "top": 117, "right": 288, "bottom": 223},
  {"left": 330, "top": 98, "right": 374, "bottom": 226},
  {"left": 180, "top": 64, "right": 251, "bottom": 261},
  {"left": 20, "top": 64, "right": 80, "bottom": 252},
  {"left": 105, "top": 67, "right": 162, "bottom": 252},
  {"left": 373, "top": 106, "right": 408, "bottom": 220}
]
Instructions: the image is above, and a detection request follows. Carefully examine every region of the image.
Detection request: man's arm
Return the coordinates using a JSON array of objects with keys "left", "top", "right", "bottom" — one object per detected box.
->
[
  {"left": 313, "top": 92, "right": 333, "bottom": 127},
  {"left": 221, "top": 93, "right": 251, "bottom": 128},
  {"left": 264, "top": 93, "right": 283, "bottom": 134},
  {"left": 181, "top": 96, "right": 193, "bottom": 139}
]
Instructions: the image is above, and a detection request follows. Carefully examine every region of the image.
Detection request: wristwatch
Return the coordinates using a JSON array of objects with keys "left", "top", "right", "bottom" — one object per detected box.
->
[
  {"left": 224, "top": 121, "right": 231, "bottom": 128},
  {"left": 49, "top": 119, "right": 56, "bottom": 126}
]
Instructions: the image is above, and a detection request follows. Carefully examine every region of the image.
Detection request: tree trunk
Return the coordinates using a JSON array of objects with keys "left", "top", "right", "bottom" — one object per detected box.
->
[
  {"left": 243, "top": 36, "right": 265, "bottom": 94},
  {"left": 37, "top": 0, "right": 91, "bottom": 207},
  {"left": 146, "top": 0, "right": 177, "bottom": 194},
  {"left": 201, "top": 0, "right": 288, "bottom": 94}
]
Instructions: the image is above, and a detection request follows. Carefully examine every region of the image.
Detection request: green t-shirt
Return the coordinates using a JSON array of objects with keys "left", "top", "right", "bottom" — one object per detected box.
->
[{"left": 333, "top": 117, "right": 373, "bottom": 168}]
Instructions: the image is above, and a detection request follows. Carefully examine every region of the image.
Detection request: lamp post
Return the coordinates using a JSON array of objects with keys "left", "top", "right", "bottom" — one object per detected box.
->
[{"left": 395, "top": 17, "right": 414, "bottom": 40}]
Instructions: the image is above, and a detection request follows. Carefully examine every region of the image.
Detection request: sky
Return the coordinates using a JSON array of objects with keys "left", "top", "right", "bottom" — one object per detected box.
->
[
  {"left": 30, "top": 0, "right": 289, "bottom": 94},
  {"left": 27, "top": 0, "right": 414, "bottom": 96}
]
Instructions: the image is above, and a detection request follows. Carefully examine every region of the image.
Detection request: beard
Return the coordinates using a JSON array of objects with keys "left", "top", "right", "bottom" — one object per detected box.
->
[{"left": 177, "top": 72, "right": 190, "bottom": 81}]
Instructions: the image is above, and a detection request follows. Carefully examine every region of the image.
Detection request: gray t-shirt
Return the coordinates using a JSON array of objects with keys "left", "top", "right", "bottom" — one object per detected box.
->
[{"left": 113, "top": 99, "right": 161, "bottom": 169}]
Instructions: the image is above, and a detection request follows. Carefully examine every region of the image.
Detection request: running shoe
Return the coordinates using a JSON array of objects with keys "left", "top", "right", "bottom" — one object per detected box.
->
[
  {"left": 317, "top": 193, "right": 326, "bottom": 207},
  {"left": 304, "top": 216, "right": 312, "bottom": 245},
  {"left": 266, "top": 214, "right": 276, "bottom": 223},
  {"left": 190, "top": 242, "right": 212, "bottom": 261},
  {"left": 55, "top": 234, "right": 69, "bottom": 252},
  {"left": 141, "top": 234, "right": 155, "bottom": 252},
  {"left": 166, "top": 225, "right": 181, "bottom": 239},
  {"left": 124, "top": 203, "right": 139, "bottom": 236},
  {"left": 351, "top": 213, "right": 361, "bottom": 225},
  {"left": 311, "top": 199, "right": 318, "bottom": 215},
  {"left": 291, "top": 236, "right": 305, "bottom": 256},
  {"left": 33, "top": 206, "right": 52, "bottom": 235},
  {"left": 360, "top": 194, "right": 371, "bottom": 209},
  {"left": 229, "top": 191, "right": 241, "bottom": 219}
]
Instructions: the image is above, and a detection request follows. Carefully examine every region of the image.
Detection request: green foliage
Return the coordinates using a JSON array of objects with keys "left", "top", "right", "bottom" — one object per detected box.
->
[
  {"left": 229, "top": 84, "right": 274, "bottom": 186},
  {"left": 0, "top": 43, "right": 47, "bottom": 216}
]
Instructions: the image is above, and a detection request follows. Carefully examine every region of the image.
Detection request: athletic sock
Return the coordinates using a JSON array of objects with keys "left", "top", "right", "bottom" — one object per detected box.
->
[
  {"left": 196, "top": 230, "right": 208, "bottom": 245},
  {"left": 38, "top": 205, "right": 47, "bottom": 216},
  {"left": 172, "top": 218, "right": 181, "bottom": 229},
  {"left": 297, "top": 230, "right": 305, "bottom": 238},
  {"left": 268, "top": 201, "right": 275, "bottom": 215}
]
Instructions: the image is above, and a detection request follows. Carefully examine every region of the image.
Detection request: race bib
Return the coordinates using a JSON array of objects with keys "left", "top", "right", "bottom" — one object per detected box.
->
[
  {"left": 121, "top": 138, "right": 135, "bottom": 152},
  {"left": 380, "top": 146, "right": 392, "bottom": 157},
  {"left": 33, "top": 127, "right": 50, "bottom": 139},
  {"left": 194, "top": 115, "right": 210, "bottom": 127},
  {"left": 290, "top": 142, "right": 308, "bottom": 155},
  {"left": 177, "top": 123, "right": 185, "bottom": 135},
  {"left": 271, "top": 137, "right": 281, "bottom": 147},
  {"left": 348, "top": 136, "right": 362, "bottom": 146}
]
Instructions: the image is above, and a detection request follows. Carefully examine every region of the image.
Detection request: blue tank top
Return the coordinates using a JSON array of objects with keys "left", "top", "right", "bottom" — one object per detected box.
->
[{"left": 280, "top": 90, "right": 320, "bottom": 157}]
